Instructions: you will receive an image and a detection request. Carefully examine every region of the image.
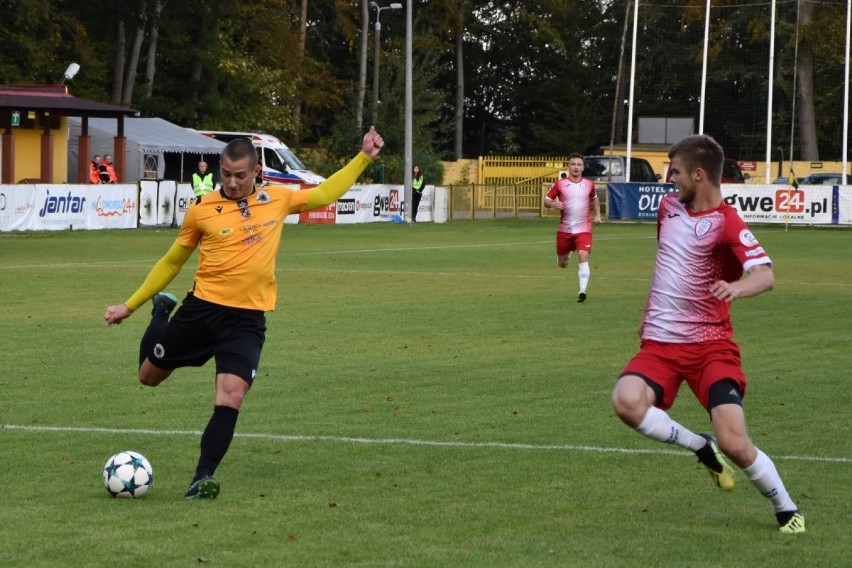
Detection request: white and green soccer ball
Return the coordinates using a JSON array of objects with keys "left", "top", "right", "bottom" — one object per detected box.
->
[{"left": 103, "top": 451, "right": 154, "bottom": 498}]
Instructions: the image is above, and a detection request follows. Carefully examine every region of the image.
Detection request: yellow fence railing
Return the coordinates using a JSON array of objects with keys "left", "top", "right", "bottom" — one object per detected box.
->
[
  {"left": 443, "top": 154, "right": 612, "bottom": 220},
  {"left": 478, "top": 155, "right": 571, "bottom": 186},
  {"left": 446, "top": 182, "right": 608, "bottom": 221}
]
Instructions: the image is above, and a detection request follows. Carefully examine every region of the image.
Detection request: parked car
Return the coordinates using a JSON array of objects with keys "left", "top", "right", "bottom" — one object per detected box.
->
[
  {"left": 666, "top": 157, "right": 749, "bottom": 184},
  {"left": 799, "top": 172, "right": 845, "bottom": 185},
  {"left": 583, "top": 156, "right": 661, "bottom": 183},
  {"left": 721, "top": 158, "right": 750, "bottom": 183}
]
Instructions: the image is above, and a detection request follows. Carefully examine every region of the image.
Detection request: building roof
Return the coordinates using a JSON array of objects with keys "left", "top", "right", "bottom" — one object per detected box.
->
[
  {"left": 0, "top": 85, "right": 137, "bottom": 117},
  {"left": 69, "top": 116, "right": 227, "bottom": 154}
]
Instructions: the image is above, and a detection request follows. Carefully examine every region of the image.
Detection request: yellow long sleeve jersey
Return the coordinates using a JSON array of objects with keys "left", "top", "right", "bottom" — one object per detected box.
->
[{"left": 124, "top": 151, "right": 372, "bottom": 312}]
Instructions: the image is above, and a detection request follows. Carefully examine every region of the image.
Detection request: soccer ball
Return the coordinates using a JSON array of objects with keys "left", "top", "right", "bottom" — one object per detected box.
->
[{"left": 103, "top": 451, "right": 154, "bottom": 498}]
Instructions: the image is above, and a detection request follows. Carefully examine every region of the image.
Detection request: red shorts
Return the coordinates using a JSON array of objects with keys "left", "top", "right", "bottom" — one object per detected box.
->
[
  {"left": 619, "top": 339, "right": 747, "bottom": 411},
  {"left": 556, "top": 232, "right": 592, "bottom": 256}
]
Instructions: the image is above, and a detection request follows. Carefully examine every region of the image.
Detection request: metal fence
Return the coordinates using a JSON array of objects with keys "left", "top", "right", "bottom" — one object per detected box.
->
[{"left": 446, "top": 182, "right": 608, "bottom": 220}]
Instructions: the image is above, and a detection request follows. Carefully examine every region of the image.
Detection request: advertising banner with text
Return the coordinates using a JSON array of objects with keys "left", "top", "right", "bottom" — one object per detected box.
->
[
  {"left": 0, "top": 185, "right": 36, "bottom": 231},
  {"left": 335, "top": 184, "right": 404, "bottom": 224},
  {"left": 608, "top": 183, "right": 842, "bottom": 224},
  {"left": 0, "top": 184, "right": 137, "bottom": 231},
  {"left": 85, "top": 184, "right": 138, "bottom": 229},
  {"left": 607, "top": 183, "right": 677, "bottom": 221}
]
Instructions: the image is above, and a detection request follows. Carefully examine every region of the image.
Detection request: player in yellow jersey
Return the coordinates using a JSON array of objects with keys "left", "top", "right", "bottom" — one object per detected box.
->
[{"left": 104, "top": 127, "right": 385, "bottom": 499}]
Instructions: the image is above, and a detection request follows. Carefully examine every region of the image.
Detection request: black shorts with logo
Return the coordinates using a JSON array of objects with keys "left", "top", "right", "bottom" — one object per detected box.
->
[{"left": 149, "top": 293, "right": 266, "bottom": 385}]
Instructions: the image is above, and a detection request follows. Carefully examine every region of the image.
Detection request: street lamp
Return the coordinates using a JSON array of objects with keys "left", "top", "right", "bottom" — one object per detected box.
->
[
  {"left": 369, "top": 2, "right": 402, "bottom": 126},
  {"left": 61, "top": 63, "right": 80, "bottom": 85}
]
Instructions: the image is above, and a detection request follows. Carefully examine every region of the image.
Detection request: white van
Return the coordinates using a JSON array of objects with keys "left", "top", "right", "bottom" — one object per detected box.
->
[{"left": 195, "top": 130, "right": 325, "bottom": 188}]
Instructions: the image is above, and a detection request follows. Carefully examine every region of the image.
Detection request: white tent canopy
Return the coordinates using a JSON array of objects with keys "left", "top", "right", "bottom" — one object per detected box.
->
[{"left": 68, "top": 117, "right": 226, "bottom": 183}]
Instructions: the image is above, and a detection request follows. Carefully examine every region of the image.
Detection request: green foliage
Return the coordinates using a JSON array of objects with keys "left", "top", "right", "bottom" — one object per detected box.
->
[
  {"left": 0, "top": 0, "right": 103, "bottom": 89},
  {"left": 1, "top": 222, "right": 851, "bottom": 565},
  {"left": 0, "top": 1, "right": 850, "bottom": 162},
  {"left": 318, "top": 47, "right": 447, "bottom": 182}
]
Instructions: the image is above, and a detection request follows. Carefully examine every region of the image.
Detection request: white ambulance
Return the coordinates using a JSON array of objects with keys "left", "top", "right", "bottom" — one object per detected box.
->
[{"left": 195, "top": 130, "right": 325, "bottom": 188}]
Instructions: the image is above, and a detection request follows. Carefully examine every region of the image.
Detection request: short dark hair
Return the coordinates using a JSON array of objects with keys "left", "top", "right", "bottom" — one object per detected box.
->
[
  {"left": 568, "top": 152, "right": 583, "bottom": 161},
  {"left": 668, "top": 135, "right": 723, "bottom": 185},
  {"left": 223, "top": 138, "right": 258, "bottom": 167}
]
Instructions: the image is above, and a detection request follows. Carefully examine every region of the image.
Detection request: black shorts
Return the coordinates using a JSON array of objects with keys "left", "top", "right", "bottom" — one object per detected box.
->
[{"left": 149, "top": 294, "right": 266, "bottom": 385}]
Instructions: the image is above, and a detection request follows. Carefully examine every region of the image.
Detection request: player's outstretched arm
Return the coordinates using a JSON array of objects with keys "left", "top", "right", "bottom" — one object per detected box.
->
[
  {"left": 303, "top": 127, "right": 385, "bottom": 210},
  {"left": 104, "top": 242, "right": 194, "bottom": 325},
  {"left": 361, "top": 125, "right": 385, "bottom": 158}
]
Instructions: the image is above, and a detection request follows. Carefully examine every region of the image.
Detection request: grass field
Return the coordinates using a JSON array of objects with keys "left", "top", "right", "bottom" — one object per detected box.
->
[{"left": 1, "top": 220, "right": 850, "bottom": 567}]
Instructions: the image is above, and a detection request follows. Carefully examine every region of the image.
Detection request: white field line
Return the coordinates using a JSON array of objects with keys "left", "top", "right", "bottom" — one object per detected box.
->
[
  {"left": 2, "top": 424, "right": 849, "bottom": 464},
  {"left": 287, "top": 239, "right": 561, "bottom": 256},
  {"left": 1, "top": 236, "right": 849, "bottom": 288},
  {"left": 0, "top": 237, "right": 640, "bottom": 270}
]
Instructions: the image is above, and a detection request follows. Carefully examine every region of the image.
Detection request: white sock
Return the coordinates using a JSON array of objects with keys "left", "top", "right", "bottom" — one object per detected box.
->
[
  {"left": 744, "top": 449, "right": 797, "bottom": 512},
  {"left": 578, "top": 262, "right": 590, "bottom": 293},
  {"left": 636, "top": 406, "right": 705, "bottom": 451}
]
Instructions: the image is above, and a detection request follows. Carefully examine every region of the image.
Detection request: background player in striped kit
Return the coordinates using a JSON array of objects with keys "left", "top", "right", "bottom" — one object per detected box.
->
[{"left": 543, "top": 153, "right": 602, "bottom": 302}]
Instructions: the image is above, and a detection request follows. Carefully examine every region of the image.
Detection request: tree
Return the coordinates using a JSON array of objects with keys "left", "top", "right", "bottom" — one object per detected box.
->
[
  {"left": 1, "top": 0, "right": 849, "bottom": 164},
  {"left": 795, "top": 0, "right": 818, "bottom": 161},
  {"left": 450, "top": 1, "right": 617, "bottom": 156},
  {"left": 143, "top": 0, "right": 164, "bottom": 99},
  {"left": 423, "top": 0, "right": 468, "bottom": 160},
  {"left": 0, "top": 0, "right": 103, "bottom": 93},
  {"left": 118, "top": 0, "right": 147, "bottom": 106}
]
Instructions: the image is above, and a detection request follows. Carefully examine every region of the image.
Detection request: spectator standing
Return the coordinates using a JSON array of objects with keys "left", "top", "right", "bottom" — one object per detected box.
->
[
  {"left": 192, "top": 161, "right": 216, "bottom": 197},
  {"left": 410, "top": 165, "right": 425, "bottom": 222},
  {"left": 89, "top": 155, "right": 102, "bottom": 184},
  {"left": 99, "top": 154, "right": 117, "bottom": 183}
]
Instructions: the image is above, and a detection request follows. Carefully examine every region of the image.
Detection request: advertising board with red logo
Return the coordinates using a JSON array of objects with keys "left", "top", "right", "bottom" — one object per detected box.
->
[{"left": 334, "top": 184, "right": 403, "bottom": 224}]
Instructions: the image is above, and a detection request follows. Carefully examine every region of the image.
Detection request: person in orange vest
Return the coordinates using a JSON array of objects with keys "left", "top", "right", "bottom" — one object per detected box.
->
[
  {"left": 89, "top": 155, "right": 102, "bottom": 184},
  {"left": 99, "top": 154, "right": 118, "bottom": 183}
]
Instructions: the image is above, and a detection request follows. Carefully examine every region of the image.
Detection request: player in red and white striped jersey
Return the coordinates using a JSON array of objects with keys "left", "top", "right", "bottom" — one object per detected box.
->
[
  {"left": 611, "top": 135, "right": 804, "bottom": 534},
  {"left": 543, "top": 153, "right": 601, "bottom": 302}
]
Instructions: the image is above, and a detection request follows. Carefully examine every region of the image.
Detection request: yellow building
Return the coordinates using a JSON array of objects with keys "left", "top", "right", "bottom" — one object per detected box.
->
[{"left": 0, "top": 84, "right": 135, "bottom": 184}]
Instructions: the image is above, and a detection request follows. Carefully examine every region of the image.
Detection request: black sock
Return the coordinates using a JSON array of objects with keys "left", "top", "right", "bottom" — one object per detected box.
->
[
  {"left": 193, "top": 405, "right": 240, "bottom": 481},
  {"left": 139, "top": 309, "right": 170, "bottom": 368}
]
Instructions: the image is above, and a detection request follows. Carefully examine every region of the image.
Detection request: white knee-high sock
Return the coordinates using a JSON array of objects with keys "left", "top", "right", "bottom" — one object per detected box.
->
[
  {"left": 744, "top": 449, "right": 797, "bottom": 512},
  {"left": 636, "top": 406, "right": 705, "bottom": 451},
  {"left": 578, "top": 262, "right": 590, "bottom": 293}
]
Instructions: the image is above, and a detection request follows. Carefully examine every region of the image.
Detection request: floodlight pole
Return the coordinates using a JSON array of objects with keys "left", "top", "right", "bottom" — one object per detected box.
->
[
  {"left": 404, "top": 0, "right": 413, "bottom": 223},
  {"left": 626, "top": 1, "right": 639, "bottom": 183},
  {"left": 370, "top": 2, "right": 402, "bottom": 127},
  {"left": 699, "top": 0, "right": 710, "bottom": 135},
  {"left": 843, "top": 0, "right": 851, "bottom": 184},
  {"left": 765, "top": 0, "right": 777, "bottom": 185}
]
